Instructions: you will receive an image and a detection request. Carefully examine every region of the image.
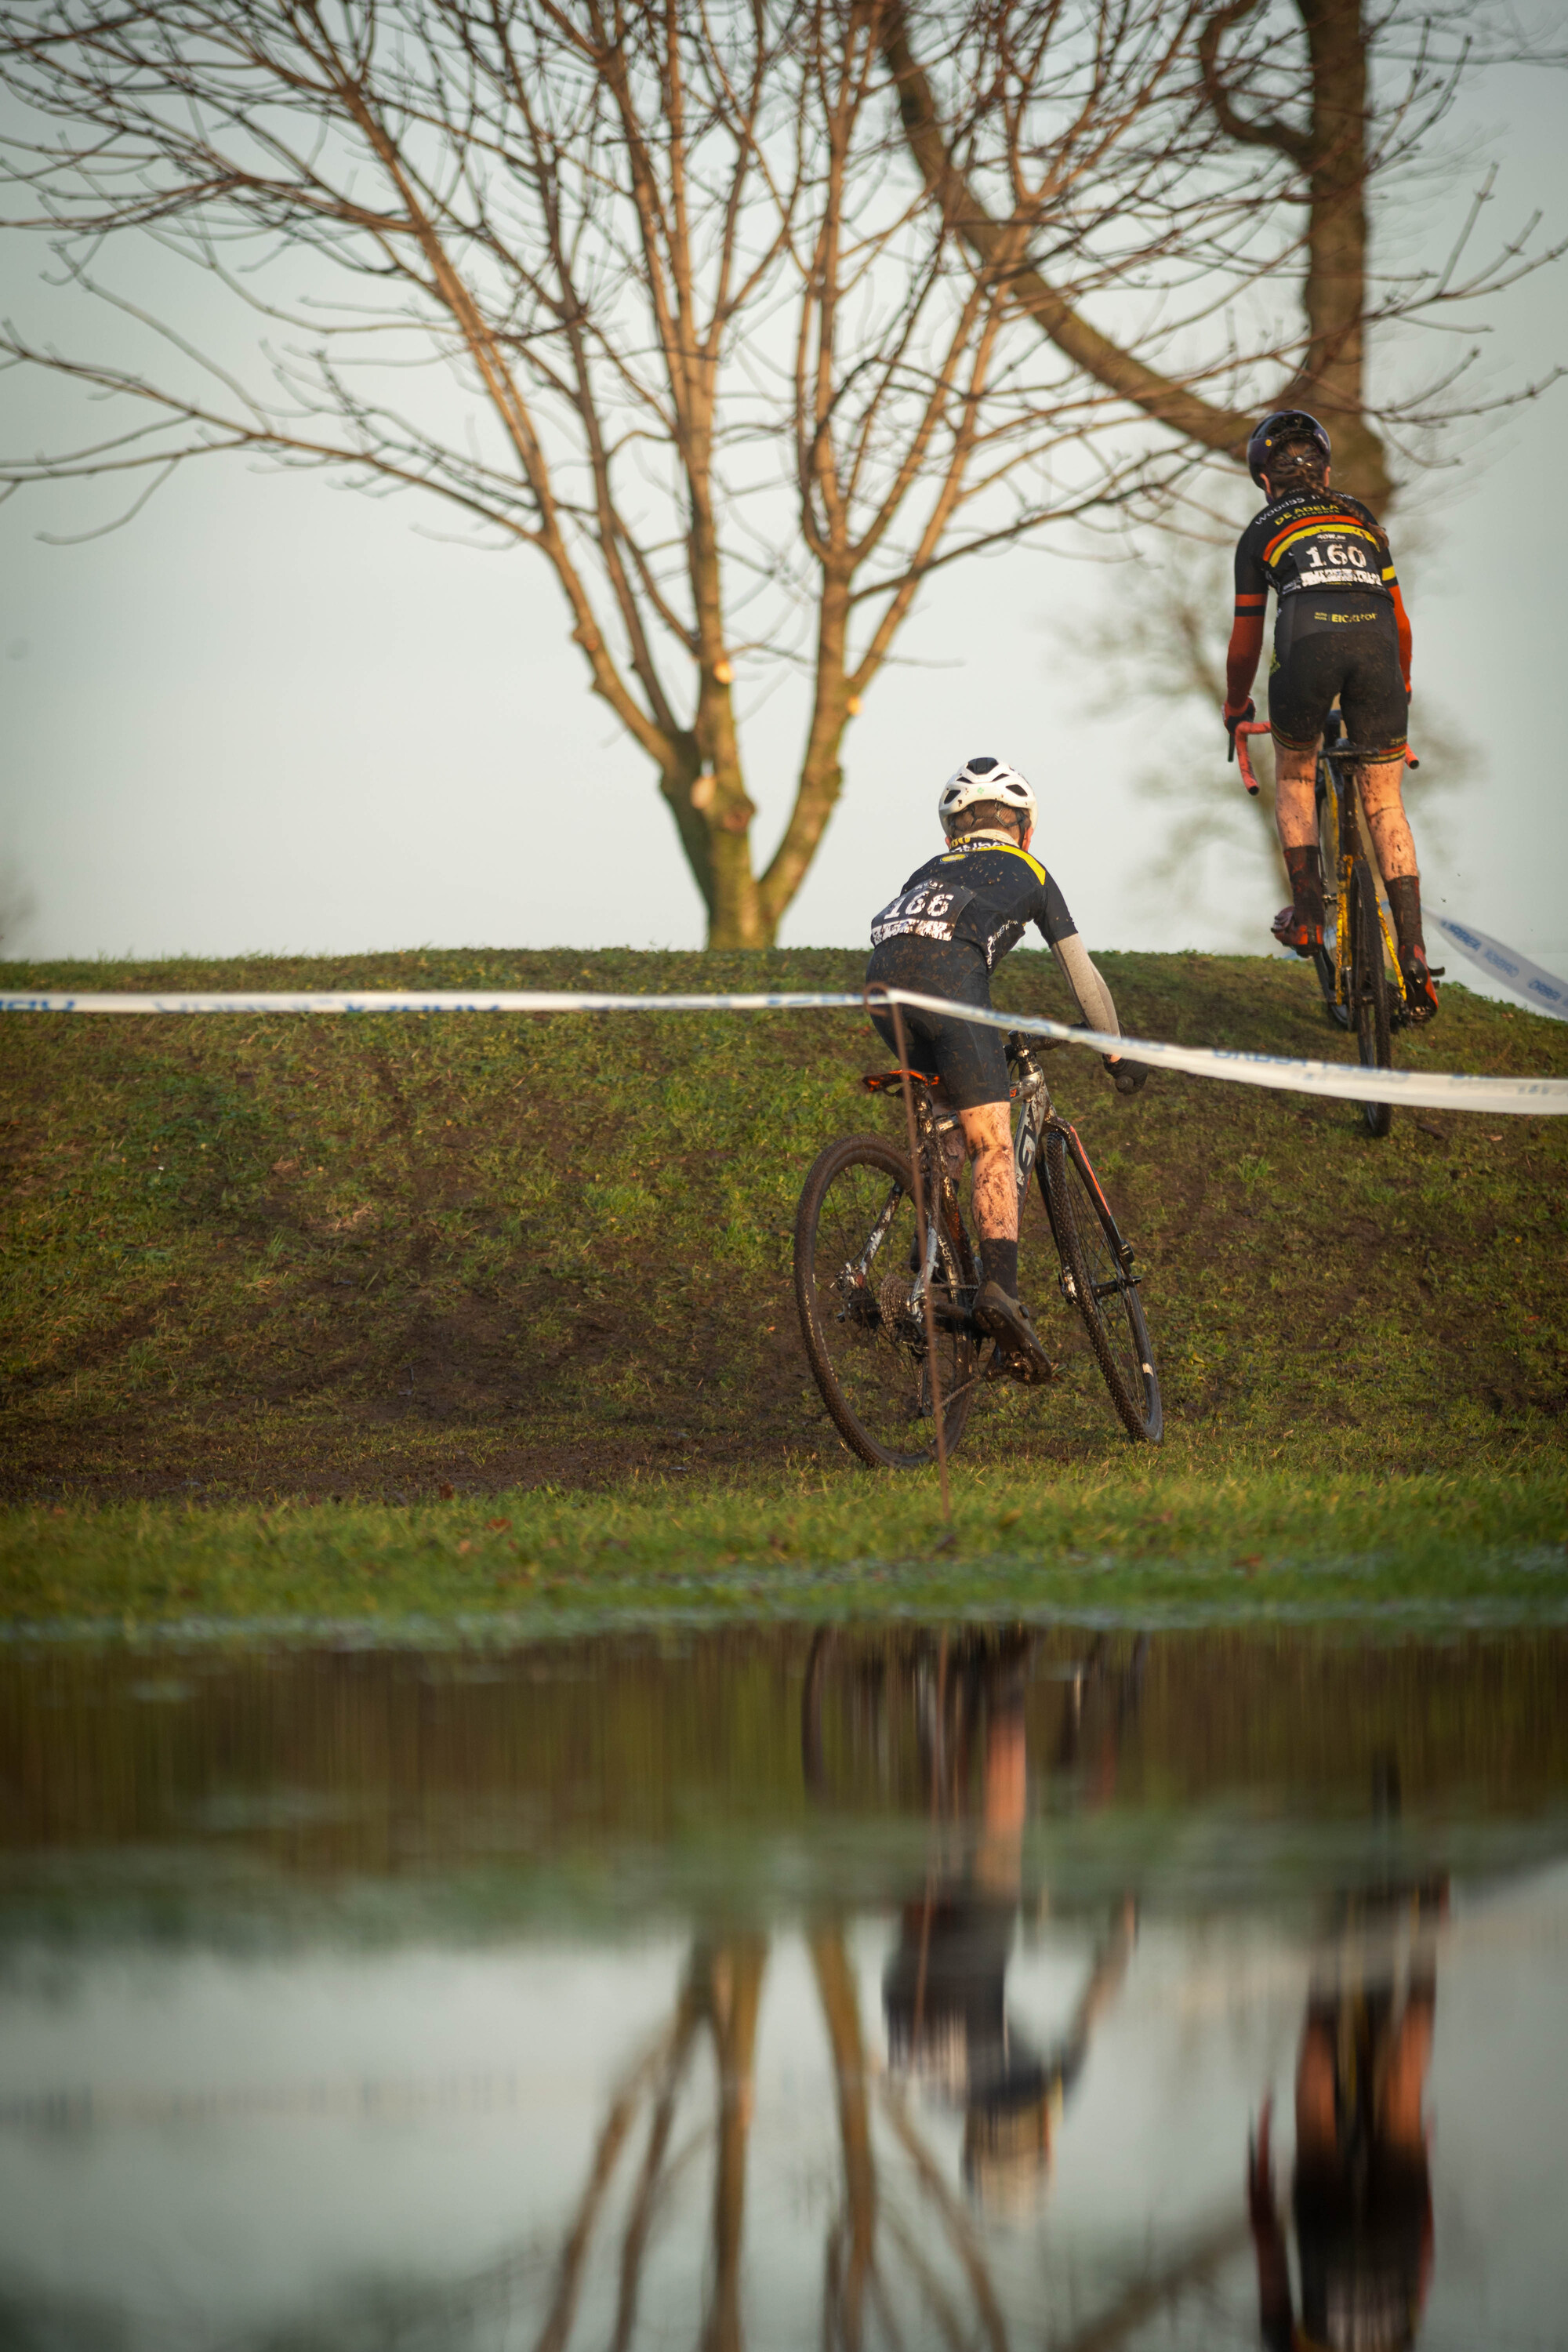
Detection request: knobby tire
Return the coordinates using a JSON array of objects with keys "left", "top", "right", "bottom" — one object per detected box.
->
[
  {"left": 1041, "top": 1131, "right": 1163, "bottom": 1444},
  {"left": 1314, "top": 763, "right": 1395, "bottom": 1134},
  {"left": 1351, "top": 858, "right": 1393, "bottom": 1138},
  {"left": 1312, "top": 772, "right": 1352, "bottom": 1033},
  {"left": 793, "top": 1134, "right": 978, "bottom": 1472}
]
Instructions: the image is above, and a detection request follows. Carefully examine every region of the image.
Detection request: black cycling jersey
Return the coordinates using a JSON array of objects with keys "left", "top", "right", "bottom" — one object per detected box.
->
[
  {"left": 869, "top": 838, "right": 1078, "bottom": 971},
  {"left": 865, "top": 839, "right": 1085, "bottom": 1109},
  {"left": 1234, "top": 488, "right": 1397, "bottom": 610},
  {"left": 1231, "top": 488, "right": 1410, "bottom": 753}
]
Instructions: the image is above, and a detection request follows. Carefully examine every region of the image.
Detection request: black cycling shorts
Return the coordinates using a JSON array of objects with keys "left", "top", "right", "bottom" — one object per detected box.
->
[
  {"left": 865, "top": 936, "right": 1010, "bottom": 1112},
  {"left": 1268, "top": 596, "right": 1408, "bottom": 754}
]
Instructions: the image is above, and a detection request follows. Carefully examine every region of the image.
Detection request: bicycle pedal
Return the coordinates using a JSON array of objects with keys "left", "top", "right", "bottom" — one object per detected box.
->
[{"left": 986, "top": 1345, "right": 1054, "bottom": 1387}]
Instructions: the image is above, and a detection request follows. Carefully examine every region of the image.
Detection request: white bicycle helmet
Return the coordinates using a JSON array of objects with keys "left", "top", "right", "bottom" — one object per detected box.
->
[{"left": 938, "top": 754, "right": 1036, "bottom": 837}]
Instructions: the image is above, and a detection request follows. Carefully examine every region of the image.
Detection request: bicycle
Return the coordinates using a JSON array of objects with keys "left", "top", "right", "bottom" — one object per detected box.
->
[
  {"left": 793, "top": 1024, "right": 1161, "bottom": 1469},
  {"left": 1234, "top": 711, "right": 1437, "bottom": 1139}
]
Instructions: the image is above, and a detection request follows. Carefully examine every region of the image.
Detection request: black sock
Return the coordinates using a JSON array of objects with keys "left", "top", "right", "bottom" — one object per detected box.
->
[
  {"left": 1385, "top": 873, "right": 1424, "bottom": 956},
  {"left": 1283, "top": 844, "right": 1323, "bottom": 927},
  {"left": 980, "top": 1237, "right": 1018, "bottom": 1297}
]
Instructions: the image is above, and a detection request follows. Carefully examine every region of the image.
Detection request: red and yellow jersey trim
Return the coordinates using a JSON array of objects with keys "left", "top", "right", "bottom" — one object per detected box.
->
[{"left": 1263, "top": 513, "right": 1384, "bottom": 566}]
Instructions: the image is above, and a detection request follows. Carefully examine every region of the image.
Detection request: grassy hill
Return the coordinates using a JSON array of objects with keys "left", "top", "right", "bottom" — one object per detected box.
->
[{"left": 2, "top": 946, "right": 1564, "bottom": 1522}]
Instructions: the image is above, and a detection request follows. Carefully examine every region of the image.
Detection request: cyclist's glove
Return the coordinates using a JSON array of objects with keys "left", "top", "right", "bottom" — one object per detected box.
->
[
  {"left": 1103, "top": 1055, "right": 1149, "bottom": 1096},
  {"left": 1222, "top": 698, "right": 1255, "bottom": 762}
]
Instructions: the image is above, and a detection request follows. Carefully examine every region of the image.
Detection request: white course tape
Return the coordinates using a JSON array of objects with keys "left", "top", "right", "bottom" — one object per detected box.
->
[
  {"left": 0, "top": 989, "right": 858, "bottom": 1017},
  {"left": 878, "top": 989, "right": 1566, "bottom": 1116},
  {"left": 2, "top": 983, "right": 1563, "bottom": 1116},
  {"left": 1429, "top": 917, "right": 1568, "bottom": 1022}
]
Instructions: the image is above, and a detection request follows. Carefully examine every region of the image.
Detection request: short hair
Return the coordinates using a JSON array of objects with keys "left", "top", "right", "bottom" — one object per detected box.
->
[
  {"left": 1265, "top": 438, "right": 1328, "bottom": 497},
  {"left": 946, "top": 797, "right": 1025, "bottom": 842}
]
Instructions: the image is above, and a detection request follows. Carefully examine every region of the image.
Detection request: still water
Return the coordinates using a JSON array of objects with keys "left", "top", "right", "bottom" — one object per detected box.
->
[{"left": 2, "top": 1628, "right": 1566, "bottom": 2350}]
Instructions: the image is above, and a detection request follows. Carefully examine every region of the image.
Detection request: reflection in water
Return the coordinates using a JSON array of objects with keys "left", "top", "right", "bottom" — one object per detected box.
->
[
  {"left": 1, "top": 1628, "right": 1566, "bottom": 2350},
  {"left": 1250, "top": 1802, "right": 1446, "bottom": 2352},
  {"left": 877, "top": 1633, "right": 1139, "bottom": 2205}
]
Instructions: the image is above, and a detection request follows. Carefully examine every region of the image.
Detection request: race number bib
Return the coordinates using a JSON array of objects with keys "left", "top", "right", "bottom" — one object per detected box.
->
[
  {"left": 1290, "top": 530, "right": 1381, "bottom": 592},
  {"left": 870, "top": 880, "right": 975, "bottom": 948}
]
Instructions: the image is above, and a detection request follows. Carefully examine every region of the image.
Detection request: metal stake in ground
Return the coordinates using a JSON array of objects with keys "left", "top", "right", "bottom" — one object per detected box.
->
[{"left": 866, "top": 987, "right": 951, "bottom": 1523}]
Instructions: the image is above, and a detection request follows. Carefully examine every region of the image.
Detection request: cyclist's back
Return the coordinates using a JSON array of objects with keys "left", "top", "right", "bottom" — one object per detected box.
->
[
  {"left": 868, "top": 838, "right": 1087, "bottom": 1100},
  {"left": 1221, "top": 409, "right": 1438, "bottom": 1022},
  {"left": 1232, "top": 480, "right": 1409, "bottom": 763},
  {"left": 864, "top": 755, "right": 1141, "bottom": 1377}
]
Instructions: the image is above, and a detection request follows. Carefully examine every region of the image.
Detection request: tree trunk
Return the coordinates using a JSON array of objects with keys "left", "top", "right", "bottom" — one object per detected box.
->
[{"left": 1282, "top": 0, "right": 1389, "bottom": 504}]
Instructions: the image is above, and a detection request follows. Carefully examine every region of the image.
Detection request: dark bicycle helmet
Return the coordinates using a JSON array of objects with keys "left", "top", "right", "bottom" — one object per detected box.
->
[{"left": 1247, "top": 408, "right": 1332, "bottom": 488}]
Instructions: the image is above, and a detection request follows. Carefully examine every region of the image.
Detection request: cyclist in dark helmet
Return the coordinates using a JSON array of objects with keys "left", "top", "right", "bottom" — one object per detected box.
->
[
  {"left": 1247, "top": 1882, "right": 1442, "bottom": 2352},
  {"left": 1222, "top": 410, "right": 1439, "bottom": 1022},
  {"left": 866, "top": 755, "right": 1142, "bottom": 1379}
]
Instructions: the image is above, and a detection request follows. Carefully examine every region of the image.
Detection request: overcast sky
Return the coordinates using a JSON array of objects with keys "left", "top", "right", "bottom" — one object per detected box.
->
[{"left": 2, "top": 57, "right": 1565, "bottom": 1004}]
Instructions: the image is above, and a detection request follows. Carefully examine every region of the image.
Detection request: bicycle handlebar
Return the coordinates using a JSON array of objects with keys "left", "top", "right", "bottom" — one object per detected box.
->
[
  {"left": 1232, "top": 723, "right": 1418, "bottom": 798},
  {"left": 1232, "top": 721, "right": 1271, "bottom": 797}
]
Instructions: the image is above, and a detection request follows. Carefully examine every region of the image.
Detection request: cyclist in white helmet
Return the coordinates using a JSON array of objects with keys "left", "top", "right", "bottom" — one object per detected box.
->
[{"left": 866, "top": 755, "right": 1142, "bottom": 1377}]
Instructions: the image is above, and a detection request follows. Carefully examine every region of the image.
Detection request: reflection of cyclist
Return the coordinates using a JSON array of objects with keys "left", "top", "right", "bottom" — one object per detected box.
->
[
  {"left": 883, "top": 1634, "right": 1136, "bottom": 2206},
  {"left": 1221, "top": 412, "right": 1439, "bottom": 1024},
  {"left": 1248, "top": 1893, "right": 1440, "bottom": 2351},
  {"left": 866, "top": 757, "right": 1142, "bottom": 1376}
]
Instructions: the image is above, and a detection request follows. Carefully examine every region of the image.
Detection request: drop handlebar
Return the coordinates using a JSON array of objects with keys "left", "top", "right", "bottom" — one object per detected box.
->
[{"left": 1231, "top": 722, "right": 1418, "bottom": 798}]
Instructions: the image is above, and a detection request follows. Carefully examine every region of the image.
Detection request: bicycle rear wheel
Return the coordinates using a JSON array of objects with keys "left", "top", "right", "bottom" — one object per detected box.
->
[
  {"left": 1312, "top": 771, "right": 1352, "bottom": 1029},
  {"left": 793, "top": 1134, "right": 978, "bottom": 1471},
  {"left": 1041, "top": 1131, "right": 1162, "bottom": 1443},
  {"left": 1350, "top": 858, "right": 1393, "bottom": 1138}
]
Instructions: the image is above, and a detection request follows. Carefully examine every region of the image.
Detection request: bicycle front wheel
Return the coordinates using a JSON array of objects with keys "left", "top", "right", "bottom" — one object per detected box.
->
[
  {"left": 1350, "top": 858, "right": 1393, "bottom": 1138},
  {"left": 793, "top": 1134, "right": 978, "bottom": 1471},
  {"left": 1042, "top": 1131, "right": 1162, "bottom": 1443}
]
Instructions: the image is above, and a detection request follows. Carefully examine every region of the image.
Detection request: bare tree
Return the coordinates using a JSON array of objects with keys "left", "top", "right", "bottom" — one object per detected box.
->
[
  {"left": 0, "top": 0, "right": 1252, "bottom": 947},
  {"left": 877, "top": 2, "right": 1559, "bottom": 923},
  {"left": 884, "top": 0, "right": 1565, "bottom": 506}
]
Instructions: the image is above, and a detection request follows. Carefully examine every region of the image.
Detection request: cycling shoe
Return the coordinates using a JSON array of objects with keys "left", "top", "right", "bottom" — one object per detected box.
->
[
  {"left": 975, "top": 1281, "right": 1054, "bottom": 1381},
  {"left": 1271, "top": 903, "right": 1322, "bottom": 958},
  {"left": 1399, "top": 946, "right": 1440, "bottom": 1024}
]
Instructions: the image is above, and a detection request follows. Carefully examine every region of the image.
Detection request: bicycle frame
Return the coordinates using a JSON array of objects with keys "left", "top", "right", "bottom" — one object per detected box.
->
[
  {"left": 1232, "top": 719, "right": 1420, "bottom": 1023},
  {"left": 885, "top": 1037, "right": 1137, "bottom": 1338},
  {"left": 1320, "top": 739, "right": 1416, "bottom": 1024},
  {"left": 803, "top": 1029, "right": 1160, "bottom": 1458},
  {"left": 1011, "top": 1037, "right": 1139, "bottom": 1285}
]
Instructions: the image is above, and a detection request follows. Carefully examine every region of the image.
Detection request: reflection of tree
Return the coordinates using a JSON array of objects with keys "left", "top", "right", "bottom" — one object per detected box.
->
[
  {"left": 529, "top": 1935, "right": 766, "bottom": 2352},
  {"left": 14, "top": 1640, "right": 1499, "bottom": 2352},
  {"left": 811, "top": 1918, "right": 1015, "bottom": 2352},
  {"left": 701, "top": 1941, "right": 768, "bottom": 2352},
  {"left": 539, "top": 1914, "right": 1018, "bottom": 2352},
  {"left": 529, "top": 1632, "right": 1139, "bottom": 2351},
  {"left": 789, "top": 1626, "right": 1253, "bottom": 2352},
  {"left": 809, "top": 1926, "right": 878, "bottom": 2350}
]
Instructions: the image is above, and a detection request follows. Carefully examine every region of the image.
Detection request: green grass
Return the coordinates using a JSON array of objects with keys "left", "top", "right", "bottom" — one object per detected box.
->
[
  {"left": 4, "top": 1465, "right": 1566, "bottom": 1638},
  {"left": 2, "top": 946, "right": 1564, "bottom": 1630}
]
